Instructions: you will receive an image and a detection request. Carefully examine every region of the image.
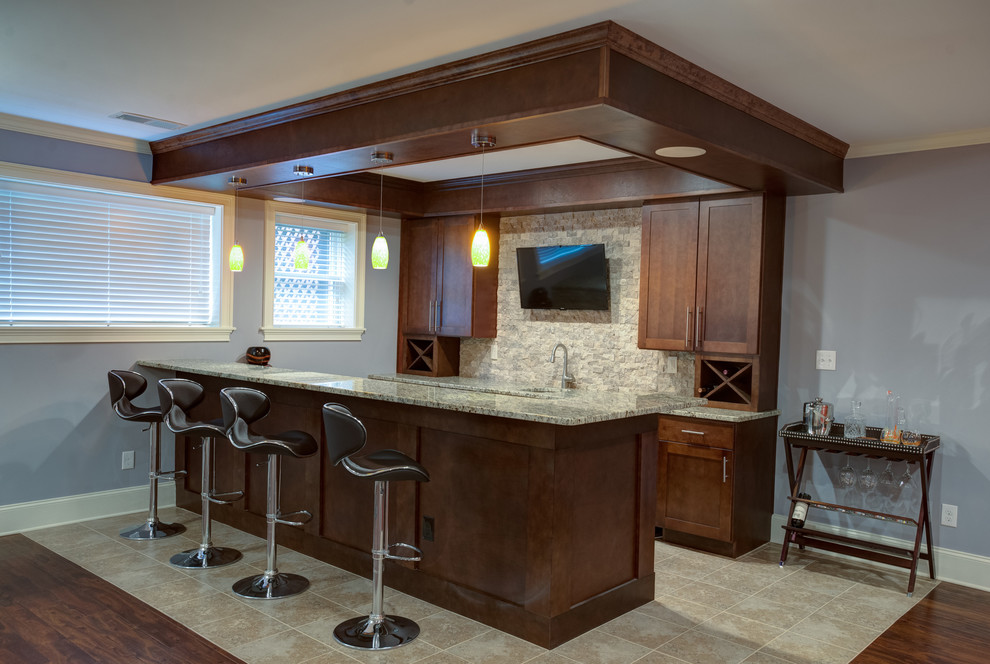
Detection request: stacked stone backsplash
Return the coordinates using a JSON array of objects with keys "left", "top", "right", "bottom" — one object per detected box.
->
[{"left": 460, "top": 207, "right": 696, "bottom": 394}]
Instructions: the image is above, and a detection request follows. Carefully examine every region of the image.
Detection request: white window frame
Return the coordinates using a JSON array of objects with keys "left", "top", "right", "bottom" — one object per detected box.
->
[
  {"left": 0, "top": 161, "right": 235, "bottom": 344},
  {"left": 262, "top": 200, "right": 366, "bottom": 341}
]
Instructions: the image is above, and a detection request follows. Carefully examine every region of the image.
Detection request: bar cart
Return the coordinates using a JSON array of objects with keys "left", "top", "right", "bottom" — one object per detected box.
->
[{"left": 778, "top": 422, "right": 940, "bottom": 595}]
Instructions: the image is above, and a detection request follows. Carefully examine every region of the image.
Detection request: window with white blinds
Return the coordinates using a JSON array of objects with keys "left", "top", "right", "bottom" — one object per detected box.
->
[
  {"left": 0, "top": 166, "right": 233, "bottom": 343},
  {"left": 262, "top": 202, "right": 366, "bottom": 341}
]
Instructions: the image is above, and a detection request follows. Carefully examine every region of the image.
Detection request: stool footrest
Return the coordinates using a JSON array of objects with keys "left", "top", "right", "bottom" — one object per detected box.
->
[
  {"left": 156, "top": 469, "right": 187, "bottom": 480},
  {"left": 274, "top": 509, "right": 312, "bottom": 527},
  {"left": 208, "top": 490, "right": 244, "bottom": 505},
  {"left": 385, "top": 542, "right": 423, "bottom": 562}
]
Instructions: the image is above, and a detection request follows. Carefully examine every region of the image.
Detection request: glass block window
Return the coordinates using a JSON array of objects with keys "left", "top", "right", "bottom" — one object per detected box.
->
[
  {"left": 263, "top": 202, "right": 366, "bottom": 341},
  {"left": 0, "top": 166, "right": 232, "bottom": 343}
]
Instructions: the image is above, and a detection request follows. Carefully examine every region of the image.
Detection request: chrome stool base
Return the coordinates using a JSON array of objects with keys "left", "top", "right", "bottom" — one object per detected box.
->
[
  {"left": 170, "top": 545, "right": 242, "bottom": 569},
  {"left": 334, "top": 615, "right": 421, "bottom": 651},
  {"left": 119, "top": 520, "right": 185, "bottom": 540},
  {"left": 232, "top": 572, "right": 309, "bottom": 599}
]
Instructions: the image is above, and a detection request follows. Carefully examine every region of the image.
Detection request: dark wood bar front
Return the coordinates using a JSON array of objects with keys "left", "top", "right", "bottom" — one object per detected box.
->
[{"left": 171, "top": 370, "right": 661, "bottom": 648}]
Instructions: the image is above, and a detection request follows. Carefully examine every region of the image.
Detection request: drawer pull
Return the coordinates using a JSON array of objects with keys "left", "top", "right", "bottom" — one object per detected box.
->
[
  {"left": 681, "top": 429, "right": 706, "bottom": 436},
  {"left": 723, "top": 456, "right": 728, "bottom": 483}
]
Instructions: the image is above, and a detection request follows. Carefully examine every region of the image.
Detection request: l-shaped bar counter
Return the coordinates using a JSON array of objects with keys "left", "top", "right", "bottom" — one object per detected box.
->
[{"left": 139, "top": 359, "right": 704, "bottom": 648}]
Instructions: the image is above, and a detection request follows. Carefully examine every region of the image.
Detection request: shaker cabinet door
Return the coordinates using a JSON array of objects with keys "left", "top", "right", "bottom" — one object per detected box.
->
[
  {"left": 638, "top": 200, "right": 700, "bottom": 350},
  {"left": 696, "top": 196, "right": 763, "bottom": 355},
  {"left": 401, "top": 219, "right": 440, "bottom": 334},
  {"left": 658, "top": 441, "right": 733, "bottom": 542}
]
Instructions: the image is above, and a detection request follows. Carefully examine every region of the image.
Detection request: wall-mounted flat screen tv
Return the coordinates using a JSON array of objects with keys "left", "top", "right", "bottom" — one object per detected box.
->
[{"left": 516, "top": 244, "right": 609, "bottom": 310}]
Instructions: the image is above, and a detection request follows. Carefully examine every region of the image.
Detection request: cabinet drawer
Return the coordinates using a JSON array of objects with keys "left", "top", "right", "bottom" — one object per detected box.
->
[{"left": 658, "top": 416, "right": 734, "bottom": 450}]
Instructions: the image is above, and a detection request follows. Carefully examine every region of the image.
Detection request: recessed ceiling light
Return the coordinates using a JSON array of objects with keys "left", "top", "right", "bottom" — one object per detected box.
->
[{"left": 655, "top": 146, "right": 707, "bottom": 158}]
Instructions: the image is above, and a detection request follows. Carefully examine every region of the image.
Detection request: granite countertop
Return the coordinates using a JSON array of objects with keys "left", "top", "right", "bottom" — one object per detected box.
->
[
  {"left": 139, "top": 359, "right": 706, "bottom": 426},
  {"left": 664, "top": 405, "right": 782, "bottom": 423}
]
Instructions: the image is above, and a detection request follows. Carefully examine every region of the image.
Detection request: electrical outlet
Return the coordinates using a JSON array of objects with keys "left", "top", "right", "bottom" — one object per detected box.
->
[
  {"left": 664, "top": 355, "right": 677, "bottom": 374},
  {"left": 816, "top": 350, "right": 837, "bottom": 371},
  {"left": 941, "top": 503, "right": 958, "bottom": 528},
  {"left": 422, "top": 516, "right": 435, "bottom": 542},
  {"left": 490, "top": 342, "right": 498, "bottom": 360},
  {"left": 121, "top": 450, "right": 135, "bottom": 470}
]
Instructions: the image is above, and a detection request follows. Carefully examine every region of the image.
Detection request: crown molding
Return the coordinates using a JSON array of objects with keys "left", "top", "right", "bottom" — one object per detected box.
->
[
  {"left": 847, "top": 127, "right": 990, "bottom": 159},
  {"left": 0, "top": 112, "right": 152, "bottom": 155}
]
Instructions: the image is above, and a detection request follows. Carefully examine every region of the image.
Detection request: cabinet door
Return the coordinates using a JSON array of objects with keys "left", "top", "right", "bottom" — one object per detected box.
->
[
  {"left": 638, "top": 201, "right": 700, "bottom": 350},
  {"left": 657, "top": 441, "right": 733, "bottom": 542},
  {"left": 696, "top": 196, "right": 763, "bottom": 354},
  {"left": 436, "top": 215, "right": 475, "bottom": 337},
  {"left": 401, "top": 219, "right": 440, "bottom": 334}
]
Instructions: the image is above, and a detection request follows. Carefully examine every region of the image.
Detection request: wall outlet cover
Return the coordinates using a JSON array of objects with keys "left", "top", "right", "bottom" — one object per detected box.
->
[
  {"left": 121, "top": 450, "right": 135, "bottom": 470},
  {"left": 816, "top": 350, "right": 837, "bottom": 371}
]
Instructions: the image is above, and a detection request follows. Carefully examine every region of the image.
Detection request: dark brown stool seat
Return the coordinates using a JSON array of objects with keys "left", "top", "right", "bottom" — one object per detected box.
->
[
  {"left": 108, "top": 370, "right": 186, "bottom": 540},
  {"left": 158, "top": 378, "right": 244, "bottom": 569},
  {"left": 221, "top": 386, "right": 318, "bottom": 599},
  {"left": 322, "top": 402, "right": 430, "bottom": 651}
]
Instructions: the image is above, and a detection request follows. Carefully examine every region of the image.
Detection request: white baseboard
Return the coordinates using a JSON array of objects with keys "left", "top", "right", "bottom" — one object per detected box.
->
[
  {"left": 771, "top": 513, "right": 990, "bottom": 592},
  {"left": 0, "top": 482, "right": 176, "bottom": 536}
]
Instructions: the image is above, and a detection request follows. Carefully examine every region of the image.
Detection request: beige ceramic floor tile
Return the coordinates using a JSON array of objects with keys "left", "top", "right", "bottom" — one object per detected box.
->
[
  {"left": 635, "top": 596, "right": 721, "bottom": 628},
  {"left": 551, "top": 630, "right": 652, "bottom": 664},
  {"left": 750, "top": 580, "right": 836, "bottom": 611},
  {"left": 229, "top": 628, "right": 332, "bottom": 664},
  {"left": 129, "top": 575, "right": 219, "bottom": 609},
  {"left": 654, "top": 571, "right": 694, "bottom": 597},
  {"left": 724, "top": 595, "right": 813, "bottom": 630},
  {"left": 408, "top": 652, "right": 473, "bottom": 664},
  {"left": 102, "top": 560, "right": 190, "bottom": 592},
  {"left": 628, "top": 651, "right": 695, "bottom": 664},
  {"left": 701, "top": 563, "right": 794, "bottom": 596},
  {"left": 196, "top": 608, "right": 293, "bottom": 650},
  {"left": 325, "top": 635, "right": 441, "bottom": 664},
  {"left": 740, "top": 652, "right": 794, "bottom": 664},
  {"left": 158, "top": 590, "right": 247, "bottom": 627},
  {"left": 446, "top": 630, "right": 547, "bottom": 664},
  {"left": 659, "top": 552, "right": 733, "bottom": 581},
  {"left": 667, "top": 581, "right": 751, "bottom": 612},
  {"left": 810, "top": 596, "right": 904, "bottom": 632},
  {"left": 79, "top": 548, "right": 161, "bottom": 576},
  {"left": 250, "top": 591, "right": 354, "bottom": 628},
  {"left": 657, "top": 630, "right": 756, "bottom": 664},
  {"left": 693, "top": 612, "right": 784, "bottom": 649},
  {"left": 788, "top": 612, "right": 882, "bottom": 652},
  {"left": 598, "top": 610, "right": 688, "bottom": 648},
  {"left": 25, "top": 523, "right": 112, "bottom": 550},
  {"left": 415, "top": 609, "right": 492, "bottom": 649},
  {"left": 758, "top": 632, "right": 858, "bottom": 664}
]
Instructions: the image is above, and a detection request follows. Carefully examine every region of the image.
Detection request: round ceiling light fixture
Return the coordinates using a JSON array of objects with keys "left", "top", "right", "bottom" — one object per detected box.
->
[{"left": 655, "top": 146, "right": 707, "bottom": 158}]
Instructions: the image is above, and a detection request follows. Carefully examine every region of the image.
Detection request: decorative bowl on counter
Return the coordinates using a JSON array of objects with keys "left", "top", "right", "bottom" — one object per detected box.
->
[{"left": 246, "top": 346, "right": 271, "bottom": 366}]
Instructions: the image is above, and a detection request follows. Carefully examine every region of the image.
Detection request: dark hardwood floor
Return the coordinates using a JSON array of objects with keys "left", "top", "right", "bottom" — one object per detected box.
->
[
  {"left": 853, "top": 582, "right": 990, "bottom": 664},
  {"left": 0, "top": 534, "right": 246, "bottom": 664}
]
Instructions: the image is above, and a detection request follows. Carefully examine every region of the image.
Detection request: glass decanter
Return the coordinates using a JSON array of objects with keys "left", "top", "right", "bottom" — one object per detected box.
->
[
  {"left": 881, "top": 390, "right": 901, "bottom": 443},
  {"left": 844, "top": 400, "right": 866, "bottom": 439}
]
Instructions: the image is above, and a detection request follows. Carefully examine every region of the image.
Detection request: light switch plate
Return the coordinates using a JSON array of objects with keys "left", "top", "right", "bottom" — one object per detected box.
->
[
  {"left": 664, "top": 355, "right": 677, "bottom": 374},
  {"left": 121, "top": 450, "right": 135, "bottom": 470},
  {"left": 816, "top": 350, "right": 836, "bottom": 371}
]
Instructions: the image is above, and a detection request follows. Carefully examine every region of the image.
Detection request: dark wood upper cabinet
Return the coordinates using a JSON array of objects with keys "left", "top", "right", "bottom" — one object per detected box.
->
[
  {"left": 399, "top": 215, "right": 498, "bottom": 339},
  {"left": 639, "top": 193, "right": 782, "bottom": 356}
]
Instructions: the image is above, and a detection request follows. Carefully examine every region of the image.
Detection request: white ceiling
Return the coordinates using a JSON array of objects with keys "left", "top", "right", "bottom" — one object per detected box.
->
[{"left": 3, "top": 0, "right": 990, "bottom": 160}]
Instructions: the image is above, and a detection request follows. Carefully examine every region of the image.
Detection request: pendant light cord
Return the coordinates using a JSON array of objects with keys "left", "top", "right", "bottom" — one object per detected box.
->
[
  {"left": 479, "top": 144, "right": 485, "bottom": 230},
  {"left": 379, "top": 170, "right": 385, "bottom": 234}
]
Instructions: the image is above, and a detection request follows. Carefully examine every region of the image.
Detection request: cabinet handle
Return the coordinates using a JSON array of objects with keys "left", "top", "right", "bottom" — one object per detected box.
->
[
  {"left": 435, "top": 300, "right": 442, "bottom": 331},
  {"left": 680, "top": 429, "right": 706, "bottom": 436},
  {"left": 695, "top": 307, "right": 703, "bottom": 350},
  {"left": 685, "top": 307, "right": 692, "bottom": 349},
  {"left": 429, "top": 301, "right": 436, "bottom": 332},
  {"left": 723, "top": 456, "right": 728, "bottom": 483}
]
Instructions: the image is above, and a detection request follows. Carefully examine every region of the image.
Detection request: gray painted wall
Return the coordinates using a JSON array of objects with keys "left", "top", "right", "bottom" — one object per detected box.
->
[
  {"left": 779, "top": 142, "right": 990, "bottom": 558},
  {"left": 0, "top": 132, "right": 401, "bottom": 507},
  {"left": 4, "top": 129, "right": 989, "bottom": 562}
]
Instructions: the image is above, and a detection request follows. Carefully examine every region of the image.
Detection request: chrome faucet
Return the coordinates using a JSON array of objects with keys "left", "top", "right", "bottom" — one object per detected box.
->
[{"left": 549, "top": 342, "right": 574, "bottom": 389}]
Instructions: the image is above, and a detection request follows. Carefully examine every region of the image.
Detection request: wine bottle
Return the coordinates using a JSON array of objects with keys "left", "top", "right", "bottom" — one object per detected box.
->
[{"left": 791, "top": 493, "right": 812, "bottom": 528}]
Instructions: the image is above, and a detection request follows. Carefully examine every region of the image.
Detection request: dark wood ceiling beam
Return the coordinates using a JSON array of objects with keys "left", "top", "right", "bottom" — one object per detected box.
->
[
  {"left": 252, "top": 159, "right": 739, "bottom": 217},
  {"left": 149, "top": 21, "right": 847, "bottom": 198}
]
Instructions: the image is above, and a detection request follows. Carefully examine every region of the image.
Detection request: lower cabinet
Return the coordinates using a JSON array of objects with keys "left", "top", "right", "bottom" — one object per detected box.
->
[{"left": 657, "top": 414, "right": 777, "bottom": 557}]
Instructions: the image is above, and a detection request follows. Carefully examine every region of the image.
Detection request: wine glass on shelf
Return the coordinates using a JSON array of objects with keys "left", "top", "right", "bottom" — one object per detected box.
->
[
  {"left": 838, "top": 459, "right": 856, "bottom": 488},
  {"left": 859, "top": 458, "right": 878, "bottom": 492},
  {"left": 878, "top": 462, "right": 895, "bottom": 497},
  {"left": 899, "top": 461, "right": 913, "bottom": 488}
]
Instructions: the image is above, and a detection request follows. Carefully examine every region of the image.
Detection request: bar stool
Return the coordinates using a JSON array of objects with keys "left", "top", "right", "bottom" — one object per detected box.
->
[
  {"left": 158, "top": 378, "right": 244, "bottom": 569},
  {"left": 108, "top": 370, "right": 186, "bottom": 540},
  {"left": 322, "top": 402, "right": 430, "bottom": 651},
  {"left": 220, "top": 386, "right": 318, "bottom": 599}
]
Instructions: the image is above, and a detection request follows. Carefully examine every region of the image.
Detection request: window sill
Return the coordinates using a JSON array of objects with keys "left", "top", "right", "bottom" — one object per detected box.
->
[
  {"left": 261, "top": 326, "right": 366, "bottom": 342},
  {"left": 0, "top": 327, "right": 235, "bottom": 344}
]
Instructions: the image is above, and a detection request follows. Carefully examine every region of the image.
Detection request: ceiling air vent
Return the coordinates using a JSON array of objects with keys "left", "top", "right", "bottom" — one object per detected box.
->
[{"left": 109, "top": 111, "right": 186, "bottom": 131}]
